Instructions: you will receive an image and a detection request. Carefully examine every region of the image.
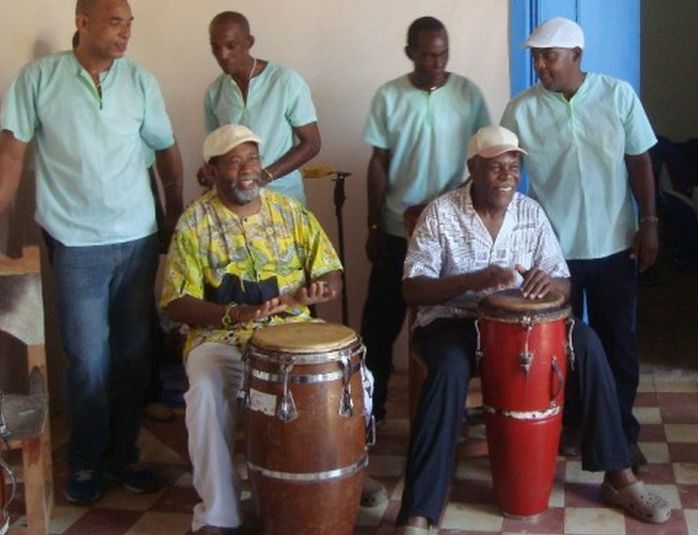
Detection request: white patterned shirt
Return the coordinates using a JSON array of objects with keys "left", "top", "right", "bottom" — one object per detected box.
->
[{"left": 404, "top": 183, "right": 570, "bottom": 328}]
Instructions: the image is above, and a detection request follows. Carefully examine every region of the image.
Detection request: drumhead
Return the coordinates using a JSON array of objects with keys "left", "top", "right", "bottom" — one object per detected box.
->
[
  {"left": 250, "top": 322, "right": 358, "bottom": 353},
  {"left": 478, "top": 289, "right": 569, "bottom": 321}
]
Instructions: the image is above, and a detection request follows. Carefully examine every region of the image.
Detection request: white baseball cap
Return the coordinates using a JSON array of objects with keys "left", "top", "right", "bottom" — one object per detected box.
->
[
  {"left": 525, "top": 17, "right": 585, "bottom": 50},
  {"left": 467, "top": 125, "right": 527, "bottom": 161},
  {"left": 203, "top": 124, "right": 262, "bottom": 163}
]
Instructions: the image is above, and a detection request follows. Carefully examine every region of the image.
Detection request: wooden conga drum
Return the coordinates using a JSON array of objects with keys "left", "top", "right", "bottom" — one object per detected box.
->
[
  {"left": 244, "top": 323, "right": 367, "bottom": 535},
  {"left": 476, "top": 289, "right": 573, "bottom": 518}
]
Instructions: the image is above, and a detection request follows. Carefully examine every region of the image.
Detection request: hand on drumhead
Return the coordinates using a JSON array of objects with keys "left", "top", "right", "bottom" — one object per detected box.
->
[
  {"left": 516, "top": 265, "right": 552, "bottom": 299},
  {"left": 238, "top": 298, "right": 288, "bottom": 322},
  {"left": 482, "top": 264, "right": 517, "bottom": 290},
  {"left": 285, "top": 281, "right": 337, "bottom": 306}
]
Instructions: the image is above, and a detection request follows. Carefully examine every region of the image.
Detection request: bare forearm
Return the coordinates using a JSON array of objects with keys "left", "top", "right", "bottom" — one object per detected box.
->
[
  {"left": 367, "top": 149, "right": 389, "bottom": 227},
  {"left": 0, "top": 131, "right": 28, "bottom": 215},
  {"left": 155, "top": 143, "right": 184, "bottom": 216},
  {"left": 165, "top": 295, "right": 226, "bottom": 328},
  {"left": 265, "top": 122, "right": 320, "bottom": 180},
  {"left": 626, "top": 152, "right": 656, "bottom": 217},
  {"left": 403, "top": 271, "right": 493, "bottom": 306}
]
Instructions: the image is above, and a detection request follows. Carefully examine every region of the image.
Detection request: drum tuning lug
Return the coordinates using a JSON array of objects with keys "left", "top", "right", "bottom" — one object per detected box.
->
[
  {"left": 519, "top": 351, "right": 533, "bottom": 377},
  {"left": 366, "top": 415, "right": 377, "bottom": 447},
  {"left": 339, "top": 385, "right": 355, "bottom": 418},
  {"left": 238, "top": 390, "right": 250, "bottom": 409},
  {"left": 277, "top": 361, "right": 298, "bottom": 422},
  {"left": 276, "top": 391, "right": 298, "bottom": 422}
]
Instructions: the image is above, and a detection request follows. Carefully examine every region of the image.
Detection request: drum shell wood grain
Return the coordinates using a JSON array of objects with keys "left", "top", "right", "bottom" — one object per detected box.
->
[{"left": 245, "top": 323, "right": 366, "bottom": 535}]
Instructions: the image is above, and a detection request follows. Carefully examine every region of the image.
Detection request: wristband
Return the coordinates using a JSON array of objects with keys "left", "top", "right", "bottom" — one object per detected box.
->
[
  {"left": 639, "top": 215, "right": 659, "bottom": 225},
  {"left": 262, "top": 168, "right": 274, "bottom": 182},
  {"left": 221, "top": 302, "right": 239, "bottom": 329}
]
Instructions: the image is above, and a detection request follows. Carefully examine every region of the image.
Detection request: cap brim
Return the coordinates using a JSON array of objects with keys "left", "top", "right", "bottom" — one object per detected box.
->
[
  {"left": 478, "top": 144, "right": 527, "bottom": 159},
  {"left": 205, "top": 135, "right": 262, "bottom": 162},
  {"left": 523, "top": 38, "right": 582, "bottom": 49}
]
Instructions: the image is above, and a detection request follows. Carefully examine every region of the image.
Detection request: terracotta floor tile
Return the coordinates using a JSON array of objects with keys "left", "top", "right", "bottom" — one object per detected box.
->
[
  {"left": 678, "top": 485, "right": 698, "bottom": 509},
  {"left": 500, "top": 506, "right": 564, "bottom": 533},
  {"left": 61, "top": 509, "right": 143, "bottom": 535},
  {"left": 148, "top": 485, "right": 199, "bottom": 514},
  {"left": 639, "top": 423, "right": 668, "bottom": 441},
  {"left": 563, "top": 506, "right": 625, "bottom": 535}
]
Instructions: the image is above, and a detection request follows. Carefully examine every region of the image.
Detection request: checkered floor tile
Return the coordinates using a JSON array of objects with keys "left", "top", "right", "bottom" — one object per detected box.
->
[{"left": 5, "top": 370, "right": 698, "bottom": 534}]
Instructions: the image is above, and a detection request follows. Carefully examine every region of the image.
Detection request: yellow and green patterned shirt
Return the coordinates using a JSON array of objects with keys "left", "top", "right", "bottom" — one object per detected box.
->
[{"left": 161, "top": 189, "right": 342, "bottom": 357}]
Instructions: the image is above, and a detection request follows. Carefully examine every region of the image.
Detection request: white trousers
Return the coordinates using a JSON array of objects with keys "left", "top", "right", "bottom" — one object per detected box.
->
[{"left": 185, "top": 342, "right": 374, "bottom": 531}]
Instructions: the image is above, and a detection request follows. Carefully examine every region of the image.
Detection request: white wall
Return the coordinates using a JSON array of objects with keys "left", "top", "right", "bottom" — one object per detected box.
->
[{"left": 1, "top": 0, "right": 511, "bottom": 370}]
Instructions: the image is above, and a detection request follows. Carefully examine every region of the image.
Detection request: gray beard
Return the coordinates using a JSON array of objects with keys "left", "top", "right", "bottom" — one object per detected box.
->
[{"left": 231, "top": 183, "right": 260, "bottom": 205}]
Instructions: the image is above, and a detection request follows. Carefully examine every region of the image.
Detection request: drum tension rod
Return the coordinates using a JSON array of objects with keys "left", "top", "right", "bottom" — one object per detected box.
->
[
  {"left": 276, "top": 358, "right": 298, "bottom": 422},
  {"left": 338, "top": 356, "right": 355, "bottom": 418},
  {"left": 519, "top": 317, "right": 534, "bottom": 378}
]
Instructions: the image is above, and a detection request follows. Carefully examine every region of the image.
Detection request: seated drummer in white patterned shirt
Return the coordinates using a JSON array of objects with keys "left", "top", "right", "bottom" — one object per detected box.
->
[
  {"left": 393, "top": 126, "right": 670, "bottom": 534},
  {"left": 160, "top": 124, "right": 385, "bottom": 535}
]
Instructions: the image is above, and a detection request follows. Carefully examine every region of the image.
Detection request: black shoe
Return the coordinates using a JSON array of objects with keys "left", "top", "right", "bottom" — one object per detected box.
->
[
  {"left": 629, "top": 443, "right": 649, "bottom": 475},
  {"left": 105, "top": 464, "right": 161, "bottom": 493},
  {"left": 65, "top": 468, "right": 103, "bottom": 505}
]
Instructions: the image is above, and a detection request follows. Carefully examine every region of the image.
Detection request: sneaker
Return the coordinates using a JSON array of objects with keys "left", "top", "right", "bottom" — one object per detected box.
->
[
  {"left": 105, "top": 465, "right": 160, "bottom": 493},
  {"left": 65, "top": 469, "right": 103, "bottom": 505}
]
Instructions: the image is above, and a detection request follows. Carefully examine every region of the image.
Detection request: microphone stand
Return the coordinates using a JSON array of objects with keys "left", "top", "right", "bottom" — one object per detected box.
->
[{"left": 333, "top": 172, "right": 351, "bottom": 325}]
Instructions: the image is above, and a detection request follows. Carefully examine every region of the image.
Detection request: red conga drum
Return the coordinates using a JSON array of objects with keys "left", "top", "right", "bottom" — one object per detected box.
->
[
  {"left": 244, "top": 323, "right": 367, "bottom": 535},
  {"left": 476, "top": 289, "right": 573, "bottom": 518}
]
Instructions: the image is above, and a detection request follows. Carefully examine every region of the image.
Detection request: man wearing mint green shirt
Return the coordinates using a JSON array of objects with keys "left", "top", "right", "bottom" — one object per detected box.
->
[
  {"left": 0, "top": 0, "right": 183, "bottom": 505},
  {"left": 361, "top": 16, "right": 490, "bottom": 422},
  {"left": 202, "top": 11, "right": 320, "bottom": 204},
  {"left": 501, "top": 17, "right": 658, "bottom": 472}
]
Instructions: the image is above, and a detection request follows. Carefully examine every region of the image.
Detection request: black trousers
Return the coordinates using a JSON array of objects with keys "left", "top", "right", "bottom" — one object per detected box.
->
[
  {"left": 360, "top": 234, "right": 408, "bottom": 419},
  {"left": 397, "top": 318, "right": 631, "bottom": 525},
  {"left": 567, "top": 249, "right": 640, "bottom": 446}
]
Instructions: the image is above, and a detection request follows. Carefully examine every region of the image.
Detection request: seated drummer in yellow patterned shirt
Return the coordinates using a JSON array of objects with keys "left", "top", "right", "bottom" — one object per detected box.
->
[{"left": 161, "top": 124, "right": 385, "bottom": 535}]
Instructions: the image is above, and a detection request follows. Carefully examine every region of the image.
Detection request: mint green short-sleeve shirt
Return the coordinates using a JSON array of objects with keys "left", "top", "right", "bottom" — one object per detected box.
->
[
  {"left": 204, "top": 63, "right": 317, "bottom": 205},
  {"left": 364, "top": 74, "right": 490, "bottom": 237},
  {"left": 1, "top": 51, "right": 175, "bottom": 246},
  {"left": 501, "top": 73, "right": 657, "bottom": 259}
]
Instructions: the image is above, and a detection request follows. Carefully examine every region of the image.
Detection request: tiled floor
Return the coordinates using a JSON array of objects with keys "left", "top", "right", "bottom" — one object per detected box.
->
[
  {"left": 5, "top": 370, "right": 698, "bottom": 534},
  {"left": 5, "top": 258, "right": 698, "bottom": 534}
]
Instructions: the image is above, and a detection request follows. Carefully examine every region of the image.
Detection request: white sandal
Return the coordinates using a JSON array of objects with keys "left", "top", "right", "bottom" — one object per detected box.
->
[{"left": 601, "top": 480, "right": 671, "bottom": 524}]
